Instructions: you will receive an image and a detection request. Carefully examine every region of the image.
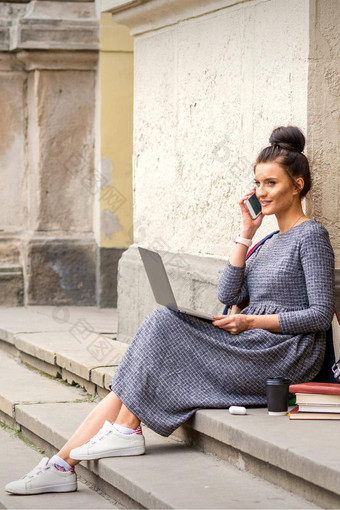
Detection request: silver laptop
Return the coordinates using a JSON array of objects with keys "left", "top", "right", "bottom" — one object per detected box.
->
[{"left": 138, "top": 246, "right": 213, "bottom": 322}]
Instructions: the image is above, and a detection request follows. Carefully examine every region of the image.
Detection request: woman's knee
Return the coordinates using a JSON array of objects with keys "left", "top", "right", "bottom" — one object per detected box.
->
[{"left": 147, "top": 306, "right": 175, "bottom": 324}]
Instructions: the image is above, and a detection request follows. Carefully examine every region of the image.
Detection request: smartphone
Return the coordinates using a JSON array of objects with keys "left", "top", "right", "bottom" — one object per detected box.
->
[{"left": 244, "top": 192, "right": 262, "bottom": 219}]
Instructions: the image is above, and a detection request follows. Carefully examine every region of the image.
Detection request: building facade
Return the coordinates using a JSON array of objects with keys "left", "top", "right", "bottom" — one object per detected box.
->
[
  {"left": 0, "top": 1, "right": 133, "bottom": 307},
  {"left": 102, "top": 0, "right": 340, "bottom": 342}
]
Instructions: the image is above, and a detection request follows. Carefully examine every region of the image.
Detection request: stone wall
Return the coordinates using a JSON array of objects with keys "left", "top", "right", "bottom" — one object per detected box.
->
[
  {"left": 103, "top": 0, "right": 340, "bottom": 343},
  {"left": 0, "top": 1, "right": 99, "bottom": 305},
  {"left": 307, "top": 0, "right": 340, "bottom": 262}
]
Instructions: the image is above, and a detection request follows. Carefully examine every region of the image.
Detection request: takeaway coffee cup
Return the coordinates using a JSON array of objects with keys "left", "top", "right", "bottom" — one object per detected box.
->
[{"left": 266, "top": 377, "right": 290, "bottom": 416}]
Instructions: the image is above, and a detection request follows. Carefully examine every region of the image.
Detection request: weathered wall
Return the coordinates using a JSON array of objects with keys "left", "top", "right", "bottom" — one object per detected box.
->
[
  {"left": 131, "top": 0, "right": 310, "bottom": 257},
  {"left": 0, "top": 71, "right": 26, "bottom": 232},
  {"left": 0, "top": 2, "right": 135, "bottom": 306},
  {"left": 104, "top": 0, "right": 335, "bottom": 343},
  {"left": 99, "top": 14, "right": 133, "bottom": 249},
  {"left": 307, "top": 0, "right": 340, "bottom": 314},
  {"left": 0, "top": 1, "right": 99, "bottom": 305},
  {"left": 307, "top": 0, "right": 340, "bottom": 262},
  {"left": 26, "top": 68, "right": 96, "bottom": 233},
  {"left": 96, "top": 13, "right": 134, "bottom": 306}
]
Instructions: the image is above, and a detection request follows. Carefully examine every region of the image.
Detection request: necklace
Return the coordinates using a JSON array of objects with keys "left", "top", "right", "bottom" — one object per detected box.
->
[{"left": 279, "top": 214, "right": 306, "bottom": 235}]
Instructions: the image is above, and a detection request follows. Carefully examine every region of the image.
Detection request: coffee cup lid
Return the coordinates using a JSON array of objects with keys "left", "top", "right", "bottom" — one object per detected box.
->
[{"left": 266, "top": 377, "right": 290, "bottom": 385}]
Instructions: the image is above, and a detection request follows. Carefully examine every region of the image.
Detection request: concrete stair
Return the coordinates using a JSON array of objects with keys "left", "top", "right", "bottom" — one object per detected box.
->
[
  {"left": 0, "top": 425, "right": 122, "bottom": 510},
  {"left": 0, "top": 306, "right": 339, "bottom": 508},
  {"left": 0, "top": 350, "right": 317, "bottom": 509}
]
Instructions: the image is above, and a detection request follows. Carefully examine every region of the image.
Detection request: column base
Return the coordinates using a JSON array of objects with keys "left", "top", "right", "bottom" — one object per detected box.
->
[{"left": 26, "top": 237, "right": 96, "bottom": 305}]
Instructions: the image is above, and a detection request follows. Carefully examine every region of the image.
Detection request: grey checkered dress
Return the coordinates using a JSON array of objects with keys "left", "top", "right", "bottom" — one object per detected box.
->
[{"left": 110, "top": 220, "right": 335, "bottom": 437}]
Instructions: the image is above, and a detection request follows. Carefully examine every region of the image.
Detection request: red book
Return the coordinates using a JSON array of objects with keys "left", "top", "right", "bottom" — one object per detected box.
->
[
  {"left": 289, "top": 382, "right": 340, "bottom": 395},
  {"left": 288, "top": 406, "right": 340, "bottom": 420}
]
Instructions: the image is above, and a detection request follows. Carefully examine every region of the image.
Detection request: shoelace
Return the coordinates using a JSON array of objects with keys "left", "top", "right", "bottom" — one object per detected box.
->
[
  {"left": 87, "top": 422, "right": 113, "bottom": 445},
  {"left": 23, "top": 461, "right": 49, "bottom": 480},
  {"left": 98, "top": 431, "right": 112, "bottom": 441},
  {"left": 28, "top": 469, "right": 44, "bottom": 479}
]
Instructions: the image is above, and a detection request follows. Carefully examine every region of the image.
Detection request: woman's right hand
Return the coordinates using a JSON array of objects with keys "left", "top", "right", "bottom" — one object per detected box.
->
[{"left": 239, "top": 187, "right": 263, "bottom": 238}]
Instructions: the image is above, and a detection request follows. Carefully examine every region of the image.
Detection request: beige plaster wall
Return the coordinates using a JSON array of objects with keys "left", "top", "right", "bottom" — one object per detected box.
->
[
  {"left": 99, "top": 13, "right": 133, "bottom": 248},
  {"left": 132, "top": 0, "right": 310, "bottom": 258}
]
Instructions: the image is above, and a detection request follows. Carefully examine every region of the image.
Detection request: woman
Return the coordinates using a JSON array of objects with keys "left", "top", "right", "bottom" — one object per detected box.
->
[{"left": 6, "top": 125, "right": 335, "bottom": 494}]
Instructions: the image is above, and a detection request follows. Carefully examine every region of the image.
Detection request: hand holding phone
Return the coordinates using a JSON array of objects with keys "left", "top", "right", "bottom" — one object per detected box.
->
[{"left": 244, "top": 191, "right": 262, "bottom": 219}]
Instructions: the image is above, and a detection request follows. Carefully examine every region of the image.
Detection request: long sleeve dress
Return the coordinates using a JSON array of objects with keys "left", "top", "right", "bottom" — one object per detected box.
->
[{"left": 109, "top": 220, "right": 335, "bottom": 437}]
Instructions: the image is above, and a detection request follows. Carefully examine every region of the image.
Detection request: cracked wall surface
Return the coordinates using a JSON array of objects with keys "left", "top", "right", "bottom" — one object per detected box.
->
[
  {"left": 307, "top": 0, "right": 340, "bottom": 263},
  {"left": 132, "top": 0, "right": 310, "bottom": 258},
  {"left": 103, "top": 0, "right": 340, "bottom": 341}
]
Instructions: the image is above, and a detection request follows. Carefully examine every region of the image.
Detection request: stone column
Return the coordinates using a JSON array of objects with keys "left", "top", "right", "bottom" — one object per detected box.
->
[
  {"left": 0, "top": 50, "right": 26, "bottom": 305},
  {"left": 0, "top": 1, "right": 99, "bottom": 305},
  {"left": 307, "top": 0, "right": 340, "bottom": 312},
  {"left": 102, "top": 0, "right": 340, "bottom": 342}
]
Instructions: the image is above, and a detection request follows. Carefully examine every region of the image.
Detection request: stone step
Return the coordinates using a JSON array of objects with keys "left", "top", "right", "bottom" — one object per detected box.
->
[
  {"left": 0, "top": 350, "right": 316, "bottom": 510},
  {"left": 0, "top": 306, "right": 119, "bottom": 344},
  {"left": 0, "top": 307, "right": 340, "bottom": 507},
  {"left": 0, "top": 425, "right": 121, "bottom": 509},
  {"left": 0, "top": 306, "right": 123, "bottom": 398},
  {"left": 177, "top": 407, "right": 340, "bottom": 508},
  {"left": 0, "top": 350, "right": 90, "bottom": 427}
]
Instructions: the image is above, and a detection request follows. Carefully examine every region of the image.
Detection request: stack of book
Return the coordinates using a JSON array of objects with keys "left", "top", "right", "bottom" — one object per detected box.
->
[{"left": 288, "top": 382, "right": 340, "bottom": 420}]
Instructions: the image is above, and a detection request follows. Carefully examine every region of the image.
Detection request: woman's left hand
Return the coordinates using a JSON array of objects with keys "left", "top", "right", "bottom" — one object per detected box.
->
[{"left": 212, "top": 314, "right": 250, "bottom": 335}]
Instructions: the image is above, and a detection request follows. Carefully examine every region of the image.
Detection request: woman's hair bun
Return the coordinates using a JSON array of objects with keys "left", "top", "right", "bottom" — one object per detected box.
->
[
  {"left": 269, "top": 125, "right": 305, "bottom": 153},
  {"left": 255, "top": 125, "right": 311, "bottom": 198}
]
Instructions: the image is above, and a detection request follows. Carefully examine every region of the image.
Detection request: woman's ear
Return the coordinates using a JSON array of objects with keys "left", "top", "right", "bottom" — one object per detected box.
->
[{"left": 293, "top": 177, "right": 304, "bottom": 195}]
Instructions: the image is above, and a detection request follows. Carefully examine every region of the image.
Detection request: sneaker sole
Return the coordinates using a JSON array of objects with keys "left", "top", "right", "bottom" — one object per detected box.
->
[
  {"left": 70, "top": 445, "right": 145, "bottom": 460},
  {"left": 5, "top": 482, "right": 78, "bottom": 495}
]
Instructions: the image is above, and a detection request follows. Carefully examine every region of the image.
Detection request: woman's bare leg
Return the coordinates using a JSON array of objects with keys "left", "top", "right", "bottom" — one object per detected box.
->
[
  {"left": 57, "top": 391, "right": 123, "bottom": 466},
  {"left": 115, "top": 404, "right": 141, "bottom": 429}
]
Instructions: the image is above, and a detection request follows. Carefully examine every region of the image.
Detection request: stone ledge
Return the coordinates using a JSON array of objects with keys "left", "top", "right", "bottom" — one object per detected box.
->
[
  {"left": 0, "top": 330, "right": 125, "bottom": 391},
  {"left": 16, "top": 49, "right": 98, "bottom": 70},
  {"left": 20, "top": 350, "right": 61, "bottom": 378},
  {"left": 0, "top": 306, "right": 118, "bottom": 341},
  {"left": 23, "top": 1, "right": 97, "bottom": 21},
  {"left": 15, "top": 401, "right": 315, "bottom": 509},
  {"left": 102, "top": 0, "right": 251, "bottom": 36},
  {"left": 0, "top": 306, "right": 122, "bottom": 392},
  {"left": 13, "top": 24, "right": 99, "bottom": 51},
  {"left": 0, "top": 351, "right": 88, "bottom": 418},
  {"left": 56, "top": 346, "right": 124, "bottom": 381},
  {"left": 91, "top": 365, "right": 118, "bottom": 389},
  {"left": 0, "top": 0, "right": 99, "bottom": 51},
  {"left": 177, "top": 407, "right": 340, "bottom": 506}
]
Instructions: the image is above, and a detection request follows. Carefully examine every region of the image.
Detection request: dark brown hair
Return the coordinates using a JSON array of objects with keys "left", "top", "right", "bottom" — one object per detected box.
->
[{"left": 255, "top": 126, "right": 311, "bottom": 198}]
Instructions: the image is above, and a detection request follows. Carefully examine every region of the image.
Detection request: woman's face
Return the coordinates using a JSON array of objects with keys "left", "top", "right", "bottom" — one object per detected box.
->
[{"left": 254, "top": 161, "right": 302, "bottom": 216}]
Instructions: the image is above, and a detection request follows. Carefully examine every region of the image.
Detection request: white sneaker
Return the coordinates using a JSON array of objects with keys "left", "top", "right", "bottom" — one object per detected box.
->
[
  {"left": 5, "top": 457, "right": 77, "bottom": 495},
  {"left": 85, "top": 420, "right": 114, "bottom": 445},
  {"left": 70, "top": 425, "right": 145, "bottom": 460}
]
